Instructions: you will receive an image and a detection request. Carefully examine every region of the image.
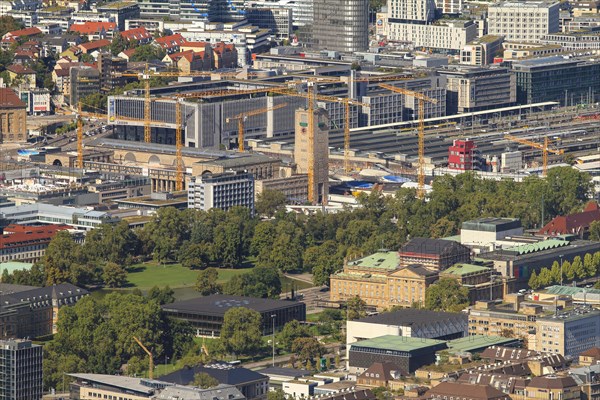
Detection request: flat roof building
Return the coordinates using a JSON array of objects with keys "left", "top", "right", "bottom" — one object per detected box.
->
[
  {"left": 188, "top": 171, "right": 255, "bottom": 214},
  {"left": 488, "top": 1, "right": 560, "bottom": 43},
  {"left": 348, "top": 335, "right": 447, "bottom": 373},
  {"left": 0, "top": 339, "right": 42, "bottom": 400},
  {"left": 536, "top": 308, "right": 600, "bottom": 357},
  {"left": 162, "top": 294, "right": 306, "bottom": 337}
]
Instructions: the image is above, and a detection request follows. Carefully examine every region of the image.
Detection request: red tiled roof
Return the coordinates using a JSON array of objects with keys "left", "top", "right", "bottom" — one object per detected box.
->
[
  {"left": 155, "top": 33, "right": 187, "bottom": 49},
  {"left": 0, "top": 224, "right": 70, "bottom": 250},
  {"left": 183, "top": 41, "right": 209, "bottom": 49},
  {"left": 6, "top": 64, "right": 35, "bottom": 74},
  {"left": 79, "top": 39, "right": 111, "bottom": 51},
  {"left": 120, "top": 27, "right": 151, "bottom": 41},
  {"left": 213, "top": 42, "right": 236, "bottom": 54},
  {"left": 120, "top": 48, "right": 136, "bottom": 57},
  {"left": 537, "top": 201, "right": 600, "bottom": 236},
  {"left": 5, "top": 27, "right": 42, "bottom": 38},
  {"left": 580, "top": 347, "right": 600, "bottom": 359},
  {"left": 70, "top": 22, "right": 117, "bottom": 35},
  {"left": 0, "top": 88, "right": 26, "bottom": 108}
]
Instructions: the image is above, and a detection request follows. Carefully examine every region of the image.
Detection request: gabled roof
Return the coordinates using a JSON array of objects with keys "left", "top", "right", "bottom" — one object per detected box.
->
[
  {"left": 155, "top": 33, "right": 187, "bottom": 49},
  {"left": 0, "top": 224, "right": 70, "bottom": 250},
  {"left": 79, "top": 39, "right": 111, "bottom": 51},
  {"left": 400, "top": 237, "right": 470, "bottom": 257},
  {"left": 528, "top": 376, "right": 578, "bottom": 390},
  {"left": 580, "top": 347, "right": 600, "bottom": 358},
  {"left": 537, "top": 201, "right": 600, "bottom": 236},
  {"left": 120, "top": 27, "right": 151, "bottom": 41},
  {"left": 119, "top": 48, "right": 137, "bottom": 58},
  {"left": 5, "top": 27, "right": 42, "bottom": 38},
  {"left": 213, "top": 42, "right": 236, "bottom": 54},
  {"left": 70, "top": 22, "right": 117, "bottom": 35},
  {"left": 6, "top": 64, "right": 35, "bottom": 74},
  {"left": 426, "top": 381, "right": 509, "bottom": 400},
  {"left": 0, "top": 283, "right": 89, "bottom": 307},
  {"left": 0, "top": 88, "right": 26, "bottom": 108},
  {"left": 480, "top": 346, "right": 538, "bottom": 362},
  {"left": 359, "top": 362, "right": 406, "bottom": 381}
]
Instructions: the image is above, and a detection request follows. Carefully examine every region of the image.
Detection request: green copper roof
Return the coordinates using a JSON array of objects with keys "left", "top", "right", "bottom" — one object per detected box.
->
[
  {"left": 350, "top": 335, "right": 445, "bottom": 352},
  {"left": 442, "top": 264, "right": 490, "bottom": 276},
  {"left": 509, "top": 239, "right": 569, "bottom": 255},
  {"left": 446, "top": 335, "right": 519, "bottom": 353},
  {"left": 347, "top": 251, "right": 400, "bottom": 270}
]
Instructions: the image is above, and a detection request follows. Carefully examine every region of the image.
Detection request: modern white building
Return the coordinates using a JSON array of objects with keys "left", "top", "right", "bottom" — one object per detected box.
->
[
  {"left": 188, "top": 171, "right": 255, "bottom": 213},
  {"left": 0, "top": 203, "right": 119, "bottom": 230},
  {"left": 488, "top": 1, "right": 560, "bottom": 43},
  {"left": 386, "top": 19, "right": 478, "bottom": 51},
  {"left": 459, "top": 217, "right": 524, "bottom": 248},
  {"left": 388, "top": 0, "right": 435, "bottom": 22}
]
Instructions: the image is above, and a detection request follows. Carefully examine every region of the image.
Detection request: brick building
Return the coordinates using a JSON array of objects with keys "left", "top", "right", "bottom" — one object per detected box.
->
[
  {"left": 398, "top": 238, "right": 471, "bottom": 270},
  {"left": 0, "top": 88, "right": 27, "bottom": 143},
  {"left": 0, "top": 224, "right": 71, "bottom": 263}
]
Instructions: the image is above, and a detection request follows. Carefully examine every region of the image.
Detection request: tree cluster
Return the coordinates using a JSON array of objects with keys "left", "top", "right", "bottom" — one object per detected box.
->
[
  {"left": 528, "top": 252, "right": 600, "bottom": 290},
  {"left": 43, "top": 292, "right": 192, "bottom": 391}
]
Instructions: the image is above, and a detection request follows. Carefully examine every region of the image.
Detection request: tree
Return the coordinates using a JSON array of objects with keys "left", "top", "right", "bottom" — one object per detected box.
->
[
  {"left": 425, "top": 278, "right": 469, "bottom": 312},
  {"left": 44, "top": 231, "right": 79, "bottom": 285},
  {"left": 130, "top": 44, "right": 166, "bottom": 62},
  {"left": 256, "top": 189, "right": 287, "bottom": 217},
  {"left": 196, "top": 267, "right": 221, "bottom": 296},
  {"left": 291, "top": 337, "right": 325, "bottom": 364},
  {"left": 223, "top": 266, "right": 282, "bottom": 298},
  {"left": 572, "top": 256, "right": 586, "bottom": 280},
  {"left": 584, "top": 252, "right": 597, "bottom": 278},
  {"left": 304, "top": 240, "right": 343, "bottom": 286},
  {"left": 102, "top": 262, "right": 127, "bottom": 288},
  {"left": 193, "top": 372, "right": 219, "bottom": 389},
  {"left": 279, "top": 320, "right": 311, "bottom": 351},
  {"left": 539, "top": 268, "right": 553, "bottom": 287},
  {"left": 110, "top": 33, "right": 126, "bottom": 56},
  {"left": 563, "top": 260, "right": 575, "bottom": 282},
  {"left": 147, "top": 285, "right": 175, "bottom": 305},
  {"left": 221, "top": 307, "right": 263, "bottom": 355},
  {"left": 178, "top": 241, "right": 210, "bottom": 269},
  {"left": 346, "top": 296, "right": 367, "bottom": 320},
  {"left": 268, "top": 389, "right": 286, "bottom": 400},
  {"left": 590, "top": 220, "right": 600, "bottom": 241},
  {"left": 528, "top": 271, "right": 540, "bottom": 290}
]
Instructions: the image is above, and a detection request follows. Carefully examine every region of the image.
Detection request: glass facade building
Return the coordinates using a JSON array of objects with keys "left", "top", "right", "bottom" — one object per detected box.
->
[{"left": 0, "top": 340, "right": 43, "bottom": 400}]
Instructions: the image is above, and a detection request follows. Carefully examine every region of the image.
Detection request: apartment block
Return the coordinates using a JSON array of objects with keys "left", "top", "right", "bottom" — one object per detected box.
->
[
  {"left": 386, "top": 20, "right": 478, "bottom": 52},
  {"left": 441, "top": 67, "right": 516, "bottom": 114},
  {"left": 488, "top": 1, "right": 560, "bottom": 43},
  {"left": 387, "top": 0, "right": 435, "bottom": 22},
  {"left": 246, "top": 7, "right": 292, "bottom": 40},
  {"left": 188, "top": 171, "right": 255, "bottom": 214},
  {"left": 0, "top": 339, "right": 42, "bottom": 400},
  {"left": 460, "top": 35, "right": 504, "bottom": 66}
]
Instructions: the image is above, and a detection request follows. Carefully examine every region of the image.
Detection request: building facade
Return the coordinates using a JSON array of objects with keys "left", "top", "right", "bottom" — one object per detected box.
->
[
  {"left": 461, "top": 36, "right": 504, "bottom": 66},
  {"left": 441, "top": 67, "right": 516, "bottom": 114},
  {"left": 311, "top": 0, "right": 368, "bottom": 52},
  {"left": 0, "top": 88, "right": 27, "bottom": 144},
  {"left": 188, "top": 171, "right": 255, "bottom": 214},
  {"left": 294, "top": 108, "right": 329, "bottom": 205},
  {"left": 0, "top": 224, "right": 70, "bottom": 263},
  {"left": 0, "top": 339, "right": 42, "bottom": 400},
  {"left": 487, "top": 1, "right": 560, "bottom": 43},
  {"left": 536, "top": 309, "right": 600, "bottom": 357},
  {"left": 386, "top": 20, "right": 478, "bottom": 52},
  {"left": 69, "top": 66, "right": 100, "bottom": 106}
]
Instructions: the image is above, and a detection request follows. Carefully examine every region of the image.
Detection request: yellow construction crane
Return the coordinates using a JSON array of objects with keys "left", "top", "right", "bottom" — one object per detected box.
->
[
  {"left": 268, "top": 87, "right": 369, "bottom": 198},
  {"left": 132, "top": 336, "right": 154, "bottom": 379},
  {"left": 378, "top": 83, "right": 438, "bottom": 199},
  {"left": 226, "top": 103, "right": 288, "bottom": 152},
  {"left": 504, "top": 134, "right": 564, "bottom": 176}
]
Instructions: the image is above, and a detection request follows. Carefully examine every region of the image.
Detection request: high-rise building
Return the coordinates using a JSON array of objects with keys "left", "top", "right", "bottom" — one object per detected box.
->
[
  {"left": 69, "top": 66, "right": 100, "bottom": 106},
  {"left": 488, "top": 1, "right": 560, "bottom": 43},
  {"left": 388, "top": 0, "right": 435, "bottom": 23},
  {"left": 188, "top": 171, "right": 255, "bottom": 214},
  {"left": 0, "top": 339, "right": 43, "bottom": 400},
  {"left": 293, "top": 107, "right": 329, "bottom": 205},
  {"left": 311, "top": 0, "right": 368, "bottom": 52}
]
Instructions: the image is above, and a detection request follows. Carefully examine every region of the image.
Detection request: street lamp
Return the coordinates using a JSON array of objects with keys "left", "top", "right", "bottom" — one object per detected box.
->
[
  {"left": 559, "top": 255, "right": 564, "bottom": 286},
  {"left": 271, "top": 314, "right": 276, "bottom": 366}
]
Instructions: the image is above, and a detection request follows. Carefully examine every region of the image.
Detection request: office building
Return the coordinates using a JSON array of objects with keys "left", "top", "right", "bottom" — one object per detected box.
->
[
  {"left": 361, "top": 92, "right": 404, "bottom": 126},
  {"left": 246, "top": 7, "right": 292, "bottom": 40},
  {"left": 97, "top": 52, "right": 128, "bottom": 93},
  {"left": 0, "top": 88, "right": 27, "bottom": 144},
  {"left": 311, "top": 0, "right": 368, "bottom": 52},
  {"left": 536, "top": 308, "right": 600, "bottom": 357},
  {"left": 488, "top": 1, "right": 560, "bottom": 43},
  {"left": 511, "top": 56, "right": 600, "bottom": 105},
  {"left": 161, "top": 294, "right": 306, "bottom": 336},
  {"left": 441, "top": 68, "right": 516, "bottom": 114},
  {"left": 0, "top": 339, "right": 42, "bottom": 400},
  {"left": 467, "top": 297, "right": 539, "bottom": 340},
  {"left": 0, "top": 283, "right": 89, "bottom": 339},
  {"left": 0, "top": 224, "right": 70, "bottom": 263},
  {"left": 95, "top": 2, "right": 140, "bottom": 31},
  {"left": 542, "top": 30, "right": 600, "bottom": 52},
  {"left": 461, "top": 36, "right": 504, "bottom": 66},
  {"left": 388, "top": 0, "right": 435, "bottom": 23},
  {"left": 69, "top": 66, "right": 100, "bottom": 106},
  {"left": 188, "top": 171, "right": 255, "bottom": 213},
  {"left": 0, "top": 203, "right": 120, "bottom": 230},
  {"left": 386, "top": 20, "right": 478, "bottom": 52},
  {"left": 294, "top": 108, "right": 329, "bottom": 205}
]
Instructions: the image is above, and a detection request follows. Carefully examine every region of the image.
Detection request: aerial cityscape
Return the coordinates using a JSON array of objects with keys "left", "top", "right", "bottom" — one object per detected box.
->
[{"left": 0, "top": 0, "right": 598, "bottom": 398}]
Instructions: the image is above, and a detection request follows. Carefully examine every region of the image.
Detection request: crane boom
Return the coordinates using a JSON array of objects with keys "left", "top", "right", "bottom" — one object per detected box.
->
[
  {"left": 504, "top": 134, "right": 564, "bottom": 176},
  {"left": 379, "top": 83, "right": 438, "bottom": 199},
  {"left": 132, "top": 336, "right": 154, "bottom": 379},
  {"left": 227, "top": 103, "right": 288, "bottom": 152},
  {"left": 175, "top": 100, "right": 183, "bottom": 191}
]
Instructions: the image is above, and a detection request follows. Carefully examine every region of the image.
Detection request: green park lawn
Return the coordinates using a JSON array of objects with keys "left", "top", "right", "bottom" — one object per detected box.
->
[{"left": 125, "top": 262, "right": 250, "bottom": 289}]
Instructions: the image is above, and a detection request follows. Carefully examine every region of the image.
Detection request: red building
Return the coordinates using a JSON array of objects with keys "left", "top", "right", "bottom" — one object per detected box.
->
[
  {"left": 448, "top": 139, "right": 477, "bottom": 171},
  {"left": 0, "top": 224, "right": 71, "bottom": 263},
  {"left": 537, "top": 201, "right": 600, "bottom": 238}
]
